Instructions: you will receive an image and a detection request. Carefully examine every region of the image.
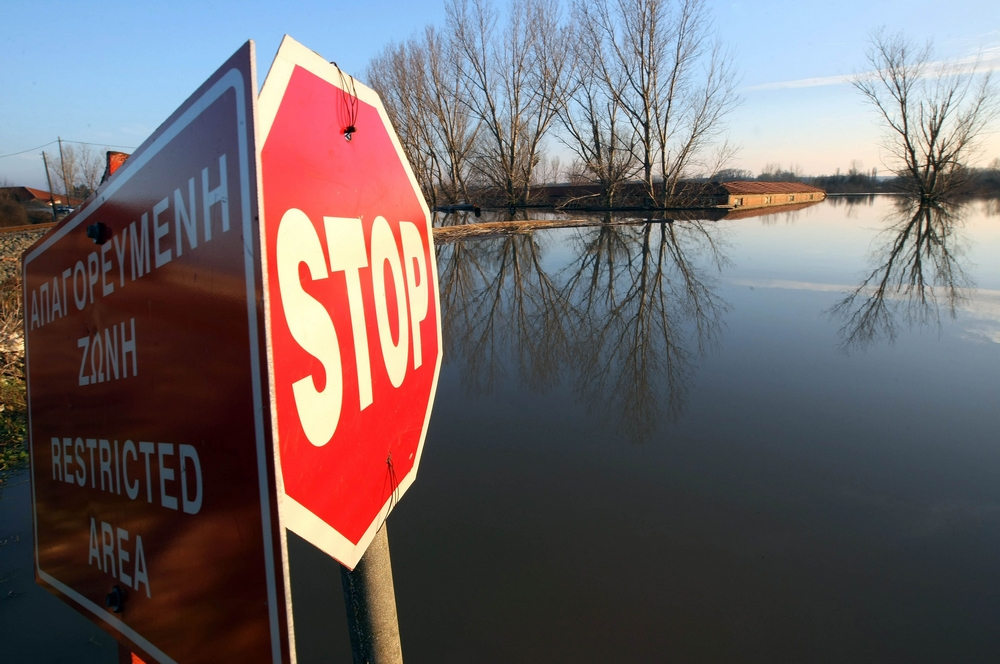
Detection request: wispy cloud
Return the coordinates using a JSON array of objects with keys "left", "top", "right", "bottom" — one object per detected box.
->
[
  {"left": 746, "top": 44, "right": 1000, "bottom": 92},
  {"left": 745, "top": 74, "right": 854, "bottom": 92}
]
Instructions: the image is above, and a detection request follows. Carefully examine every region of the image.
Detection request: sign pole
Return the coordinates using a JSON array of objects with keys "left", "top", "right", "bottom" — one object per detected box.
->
[{"left": 340, "top": 525, "right": 403, "bottom": 664}]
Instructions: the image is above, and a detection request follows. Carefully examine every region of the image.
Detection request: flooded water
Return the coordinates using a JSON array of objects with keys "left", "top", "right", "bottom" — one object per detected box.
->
[{"left": 5, "top": 196, "right": 1000, "bottom": 662}]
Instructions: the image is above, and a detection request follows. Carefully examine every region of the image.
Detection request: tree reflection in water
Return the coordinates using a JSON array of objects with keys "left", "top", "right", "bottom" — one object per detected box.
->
[
  {"left": 832, "top": 197, "right": 972, "bottom": 350},
  {"left": 436, "top": 212, "right": 729, "bottom": 442},
  {"left": 438, "top": 232, "right": 572, "bottom": 397},
  {"left": 565, "top": 216, "right": 729, "bottom": 441}
]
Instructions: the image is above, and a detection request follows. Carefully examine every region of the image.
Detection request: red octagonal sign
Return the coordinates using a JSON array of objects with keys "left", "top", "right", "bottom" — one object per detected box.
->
[{"left": 259, "top": 37, "right": 442, "bottom": 568}]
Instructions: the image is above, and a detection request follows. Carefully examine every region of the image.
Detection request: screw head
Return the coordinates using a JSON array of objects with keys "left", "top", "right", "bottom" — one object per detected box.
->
[
  {"left": 105, "top": 585, "right": 125, "bottom": 613},
  {"left": 86, "top": 222, "right": 108, "bottom": 245}
]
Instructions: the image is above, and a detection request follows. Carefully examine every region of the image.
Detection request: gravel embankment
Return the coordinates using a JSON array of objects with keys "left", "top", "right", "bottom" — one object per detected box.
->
[{"left": 0, "top": 226, "right": 52, "bottom": 283}]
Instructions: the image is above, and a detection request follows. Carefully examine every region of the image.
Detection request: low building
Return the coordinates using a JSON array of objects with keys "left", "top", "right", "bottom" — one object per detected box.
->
[
  {"left": 716, "top": 181, "right": 826, "bottom": 209},
  {"left": 533, "top": 180, "right": 826, "bottom": 210},
  {"left": 0, "top": 186, "right": 79, "bottom": 207}
]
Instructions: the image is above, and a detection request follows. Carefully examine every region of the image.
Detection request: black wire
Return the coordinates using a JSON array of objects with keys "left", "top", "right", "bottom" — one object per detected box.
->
[
  {"left": 0, "top": 141, "right": 56, "bottom": 159},
  {"left": 331, "top": 61, "right": 360, "bottom": 140},
  {"left": 0, "top": 139, "right": 137, "bottom": 160},
  {"left": 379, "top": 452, "right": 401, "bottom": 532}
]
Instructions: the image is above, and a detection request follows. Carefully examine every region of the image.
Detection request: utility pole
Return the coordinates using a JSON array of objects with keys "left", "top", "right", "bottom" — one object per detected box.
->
[
  {"left": 41, "top": 152, "right": 58, "bottom": 223},
  {"left": 58, "top": 137, "right": 71, "bottom": 205}
]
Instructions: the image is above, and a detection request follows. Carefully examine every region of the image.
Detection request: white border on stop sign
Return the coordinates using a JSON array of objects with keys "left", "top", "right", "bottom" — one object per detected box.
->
[{"left": 256, "top": 36, "right": 443, "bottom": 570}]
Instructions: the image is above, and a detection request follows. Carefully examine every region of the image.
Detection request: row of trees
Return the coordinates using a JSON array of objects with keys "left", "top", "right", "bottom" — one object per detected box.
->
[
  {"left": 724, "top": 157, "right": 1000, "bottom": 195},
  {"left": 367, "top": 14, "right": 998, "bottom": 208},
  {"left": 366, "top": 0, "right": 740, "bottom": 208}
]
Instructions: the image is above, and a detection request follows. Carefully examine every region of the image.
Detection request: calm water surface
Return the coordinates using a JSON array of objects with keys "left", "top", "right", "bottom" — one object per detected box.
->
[{"left": 4, "top": 196, "right": 1000, "bottom": 662}]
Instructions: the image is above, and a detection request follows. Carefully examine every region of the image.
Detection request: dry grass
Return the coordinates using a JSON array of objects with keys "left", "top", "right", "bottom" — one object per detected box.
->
[
  {"left": 432, "top": 217, "right": 629, "bottom": 244},
  {"left": 0, "top": 275, "right": 26, "bottom": 482}
]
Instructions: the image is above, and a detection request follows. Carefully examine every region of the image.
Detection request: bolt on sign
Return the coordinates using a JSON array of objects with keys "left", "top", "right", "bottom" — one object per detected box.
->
[{"left": 22, "top": 36, "right": 441, "bottom": 664}]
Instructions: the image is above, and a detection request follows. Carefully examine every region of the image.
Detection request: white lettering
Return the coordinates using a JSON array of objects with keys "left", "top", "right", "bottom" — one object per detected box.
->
[
  {"left": 277, "top": 208, "right": 342, "bottom": 447},
  {"left": 100, "top": 242, "right": 114, "bottom": 297},
  {"left": 116, "top": 528, "right": 132, "bottom": 587},
  {"left": 101, "top": 521, "right": 116, "bottom": 577},
  {"left": 158, "top": 442, "right": 178, "bottom": 510},
  {"left": 134, "top": 535, "right": 150, "bottom": 598},
  {"left": 72, "top": 260, "right": 87, "bottom": 310},
  {"left": 202, "top": 154, "right": 229, "bottom": 240},
  {"left": 88, "top": 518, "right": 101, "bottom": 570},
  {"left": 175, "top": 177, "right": 197, "bottom": 256},
  {"left": 324, "top": 216, "right": 373, "bottom": 410},
  {"left": 39, "top": 283, "right": 50, "bottom": 325},
  {"left": 105, "top": 326, "right": 119, "bottom": 381},
  {"left": 130, "top": 214, "right": 151, "bottom": 280},
  {"left": 400, "top": 220, "right": 429, "bottom": 369},
  {"left": 122, "top": 440, "right": 139, "bottom": 500},
  {"left": 29, "top": 289, "right": 39, "bottom": 330},
  {"left": 62, "top": 437, "right": 73, "bottom": 484},
  {"left": 179, "top": 444, "right": 202, "bottom": 514},
  {"left": 371, "top": 216, "right": 408, "bottom": 388},
  {"left": 74, "top": 438, "right": 86, "bottom": 486},
  {"left": 51, "top": 276, "right": 63, "bottom": 320},
  {"left": 122, "top": 318, "right": 137, "bottom": 378},
  {"left": 98, "top": 439, "right": 112, "bottom": 491},
  {"left": 76, "top": 335, "right": 90, "bottom": 386},
  {"left": 153, "top": 197, "right": 171, "bottom": 268},
  {"left": 86, "top": 439, "right": 97, "bottom": 488},
  {"left": 139, "top": 442, "right": 155, "bottom": 503},
  {"left": 51, "top": 437, "right": 62, "bottom": 480}
]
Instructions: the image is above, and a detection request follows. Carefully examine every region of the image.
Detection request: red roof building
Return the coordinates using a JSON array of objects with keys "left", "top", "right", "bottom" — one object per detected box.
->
[
  {"left": 0, "top": 186, "right": 80, "bottom": 206},
  {"left": 719, "top": 181, "right": 826, "bottom": 209}
]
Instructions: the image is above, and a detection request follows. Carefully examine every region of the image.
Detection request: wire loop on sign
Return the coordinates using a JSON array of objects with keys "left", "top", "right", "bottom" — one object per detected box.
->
[
  {"left": 330, "top": 61, "right": 359, "bottom": 141},
  {"left": 378, "top": 453, "right": 401, "bottom": 533}
]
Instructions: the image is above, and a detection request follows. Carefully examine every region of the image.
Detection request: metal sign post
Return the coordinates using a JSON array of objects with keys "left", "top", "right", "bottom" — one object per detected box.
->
[{"left": 341, "top": 525, "right": 403, "bottom": 664}]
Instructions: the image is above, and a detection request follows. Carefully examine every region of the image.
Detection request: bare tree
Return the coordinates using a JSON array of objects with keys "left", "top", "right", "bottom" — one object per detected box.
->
[
  {"left": 367, "top": 39, "right": 440, "bottom": 206},
  {"left": 758, "top": 162, "right": 802, "bottom": 181},
  {"left": 854, "top": 29, "right": 1000, "bottom": 202},
  {"left": 710, "top": 167, "right": 753, "bottom": 180},
  {"left": 831, "top": 198, "right": 971, "bottom": 350},
  {"left": 51, "top": 143, "right": 105, "bottom": 200},
  {"left": 368, "top": 27, "right": 481, "bottom": 208},
  {"left": 575, "top": 0, "right": 740, "bottom": 207},
  {"left": 557, "top": 33, "right": 639, "bottom": 206},
  {"left": 447, "top": 0, "right": 572, "bottom": 206}
]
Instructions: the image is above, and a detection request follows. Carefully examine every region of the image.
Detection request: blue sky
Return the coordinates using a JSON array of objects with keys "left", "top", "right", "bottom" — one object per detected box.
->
[{"left": 2, "top": 0, "right": 998, "bottom": 189}]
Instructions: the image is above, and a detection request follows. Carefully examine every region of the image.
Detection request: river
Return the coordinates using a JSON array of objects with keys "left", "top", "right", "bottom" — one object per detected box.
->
[{"left": 4, "top": 195, "right": 1000, "bottom": 662}]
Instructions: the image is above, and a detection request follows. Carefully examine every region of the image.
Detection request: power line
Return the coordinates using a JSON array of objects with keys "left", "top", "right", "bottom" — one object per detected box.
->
[
  {"left": 0, "top": 138, "right": 138, "bottom": 160},
  {"left": 0, "top": 141, "right": 56, "bottom": 159},
  {"left": 66, "top": 140, "right": 138, "bottom": 150}
]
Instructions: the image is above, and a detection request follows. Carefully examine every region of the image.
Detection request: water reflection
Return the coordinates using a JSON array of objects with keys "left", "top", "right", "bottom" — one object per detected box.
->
[
  {"left": 832, "top": 198, "right": 972, "bottom": 350},
  {"left": 439, "top": 233, "right": 572, "bottom": 396},
  {"left": 437, "top": 213, "right": 728, "bottom": 442},
  {"left": 567, "top": 219, "right": 728, "bottom": 441}
]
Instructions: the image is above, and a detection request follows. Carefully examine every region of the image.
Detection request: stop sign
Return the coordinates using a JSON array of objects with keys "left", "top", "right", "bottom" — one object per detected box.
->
[{"left": 258, "top": 36, "right": 442, "bottom": 569}]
